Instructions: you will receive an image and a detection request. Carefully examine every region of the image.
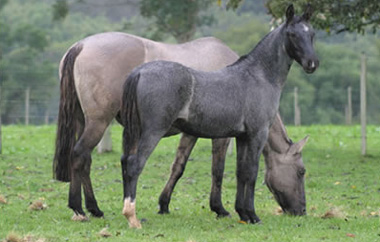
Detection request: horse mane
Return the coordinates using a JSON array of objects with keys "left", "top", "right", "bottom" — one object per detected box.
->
[{"left": 227, "top": 25, "right": 285, "bottom": 68}]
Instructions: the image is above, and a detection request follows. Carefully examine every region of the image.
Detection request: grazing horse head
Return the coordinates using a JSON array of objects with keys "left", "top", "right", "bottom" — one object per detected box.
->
[
  {"left": 262, "top": 114, "right": 308, "bottom": 216},
  {"left": 263, "top": 136, "right": 309, "bottom": 216},
  {"left": 284, "top": 4, "right": 319, "bottom": 74}
]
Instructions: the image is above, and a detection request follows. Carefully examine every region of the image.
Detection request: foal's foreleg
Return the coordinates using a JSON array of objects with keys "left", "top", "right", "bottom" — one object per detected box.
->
[
  {"left": 235, "top": 130, "right": 268, "bottom": 224},
  {"left": 158, "top": 133, "right": 198, "bottom": 214},
  {"left": 210, "top": 138, "right": 231, "bottom": 218}
]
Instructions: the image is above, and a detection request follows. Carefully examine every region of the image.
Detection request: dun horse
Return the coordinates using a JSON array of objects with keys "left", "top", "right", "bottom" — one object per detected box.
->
[{"left": 121, "top": 5, "right": 318, "bottom": 228}]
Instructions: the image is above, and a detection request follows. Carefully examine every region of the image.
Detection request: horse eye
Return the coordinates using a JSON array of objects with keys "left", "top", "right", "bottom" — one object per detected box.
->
[{"left": 287, "top": 32, "right": 296, "bottom": 38}]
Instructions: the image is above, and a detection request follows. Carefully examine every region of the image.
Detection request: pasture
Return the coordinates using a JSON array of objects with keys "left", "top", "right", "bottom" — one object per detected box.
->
[{"left": 0, "top": 124, "right": 379, "bottom": 241}]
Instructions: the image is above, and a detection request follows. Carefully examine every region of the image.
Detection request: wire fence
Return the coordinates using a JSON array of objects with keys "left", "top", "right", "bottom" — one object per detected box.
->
[{"left": 0, "top": 85, "right": 379, "bottom": 126}]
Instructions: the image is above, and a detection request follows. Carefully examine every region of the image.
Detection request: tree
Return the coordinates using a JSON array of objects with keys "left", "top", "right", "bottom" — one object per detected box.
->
[
  {"left": 53, "top": 0, "right": 215, "bottom": 43},
  {"left": 226, "top": 0, "right": 380, "bottom": 35},
  {"left": 140, "top": 0, "right": 214, "bottom": 43}
]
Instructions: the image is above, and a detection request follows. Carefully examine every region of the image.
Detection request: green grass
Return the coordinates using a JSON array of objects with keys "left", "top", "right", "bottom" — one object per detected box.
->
[{"left": 0, "top": 124, "right": 379, "bottom": 241}]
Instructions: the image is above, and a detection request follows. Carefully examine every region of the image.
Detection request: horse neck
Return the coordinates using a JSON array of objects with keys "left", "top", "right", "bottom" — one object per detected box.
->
[
  {"left": 233, "top": 24, "right": 292, "bottom": 88},
  {"left": 264, "top": 113, "right": 292, "bottom": 157}
]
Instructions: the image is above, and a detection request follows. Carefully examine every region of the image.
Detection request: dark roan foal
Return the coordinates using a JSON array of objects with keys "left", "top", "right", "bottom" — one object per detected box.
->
[{"left": 120, "top": 4, "right": 319, "bottom": 228}]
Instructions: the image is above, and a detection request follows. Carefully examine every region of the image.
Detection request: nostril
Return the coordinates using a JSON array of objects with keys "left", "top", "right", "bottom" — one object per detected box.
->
[{"left": 307, "top": 60, "right": 314, "bottom": 68}]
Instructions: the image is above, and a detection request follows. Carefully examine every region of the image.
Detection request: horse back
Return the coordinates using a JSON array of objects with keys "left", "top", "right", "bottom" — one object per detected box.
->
[{"left": 143, "top": 37, "right": 238, "bottom": 72}]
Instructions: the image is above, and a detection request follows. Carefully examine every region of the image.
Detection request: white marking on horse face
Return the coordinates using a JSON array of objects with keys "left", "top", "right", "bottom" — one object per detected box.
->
[
  {"left": 302, "top": 24, "right": 309, "bottom": 32},
  {"left": 311, "top": 61, "right": 315, "bottom": 68}
]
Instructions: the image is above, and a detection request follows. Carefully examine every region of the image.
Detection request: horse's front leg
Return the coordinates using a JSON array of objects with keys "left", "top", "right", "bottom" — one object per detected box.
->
[
  {"left": 235, "top": 130, "right": 268, "bottom": 224},
  {"left": 158, "top": 133, "right": 198, "bottom": 214},
  {"left": 210, "top": 138, "right": 231, "bottom": 218}
]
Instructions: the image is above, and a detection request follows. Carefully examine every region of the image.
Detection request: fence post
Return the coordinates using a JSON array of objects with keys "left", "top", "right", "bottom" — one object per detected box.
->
[
  {"left": 294, "top": 87, "right": 301, "bottom": 126},
  {"left": 97, "top": 124, "right": 112, "bottom": 153},
  {"left": 345, "top": 86, "right": 352, "bottom": 125},
  {"left": 0, "top": 87, "right": 2, "bottom": 154},
  {"left": 360, "top": 53, "right": 367, "bottom": 155},
  {"left": 45, "top": 110, "right": 49, "bottom": 125},
  {"left": 25, "top": 87, "right": 30, "bottom": 125}
]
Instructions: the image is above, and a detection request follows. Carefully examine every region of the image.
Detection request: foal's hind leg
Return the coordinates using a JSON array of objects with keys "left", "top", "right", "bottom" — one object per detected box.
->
[
  {"left": 122, "top": 130, "right": 166, "bottom": 228},
  {"left": 210, "top": 138, "right": 231, "bottom": 218},
  {"left": 158, "top": 133, "right": 198, "bottom": 214},
  {"left": 69, "top": 120, "right": 109, "bottom": 220}
]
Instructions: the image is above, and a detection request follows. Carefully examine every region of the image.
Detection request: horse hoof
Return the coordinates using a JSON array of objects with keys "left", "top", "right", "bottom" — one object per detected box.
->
[
  {"left": 89, "top": 209, "right": 104, "bottom": 218},
  {"left": 158, "top": 209, "right": 170, "bottom": 215},
  {"left": 72, "top": 213, "right": 89, "bottom": 222},
  {"left": 216, "top": 212, "right": 231, "bottom": 219},
  {"left": 128, "top": 219, "right": 142, "bottom": 229},
  {"left": 250, "top": 217, "right": 261, "bottom": 224}
]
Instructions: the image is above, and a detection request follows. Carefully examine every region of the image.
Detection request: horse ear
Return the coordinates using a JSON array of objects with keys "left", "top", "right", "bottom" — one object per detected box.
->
[
  {"left": 302, "top": 4, "right": 313, "bottom": 21},
  {"left": 289, "top": 135, "right": 309, "bottom": 154},
  {"left": 286, "top": 4, "right": 295, "bottom": 24}
]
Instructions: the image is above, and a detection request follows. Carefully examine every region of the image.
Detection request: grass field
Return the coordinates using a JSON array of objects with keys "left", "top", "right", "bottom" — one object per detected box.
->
[{"left": 0, "top": 124, "right": 379, "bottom": 241}]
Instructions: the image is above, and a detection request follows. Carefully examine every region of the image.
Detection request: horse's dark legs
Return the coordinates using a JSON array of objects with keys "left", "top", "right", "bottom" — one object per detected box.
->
[
  {"left": 121, "top": 130, "right": 165, "bottom": 228},
  {"left": 69, "top": 121, "right": 109, "bottom": 220},
  {"left": 235, "top": 130, "right": 268, "bottom": 224},
  {"left": 210, "top": 138, "right": 231, "bottom": 217},
  {"left": 158, "top": 133, "right": 198, "bottom": 214}
]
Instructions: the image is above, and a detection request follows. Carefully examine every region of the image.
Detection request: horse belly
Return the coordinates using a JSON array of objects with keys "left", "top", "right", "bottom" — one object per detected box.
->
[{"left": 174, "top": 113, "right": 245, "bottom": 138}]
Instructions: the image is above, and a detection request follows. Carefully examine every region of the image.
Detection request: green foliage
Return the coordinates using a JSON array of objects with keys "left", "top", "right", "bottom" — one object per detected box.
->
[
  {"left": 52, "top": 0, "right": 68, "bottom": 21},
  {"left": 265, "top": 0, "right": 380, "bottom": 35},
  {"left": 0, "top": 0, "right": 121, "bottom": 124},
  {"left": 140, "top": 0, "right": 215, "bottom": 42},
  {"left": 0, "top": 125, "right": 379, "bottom": 241},
  {"left": 212, "top": 15, "right": 269, "bottom": 55}
]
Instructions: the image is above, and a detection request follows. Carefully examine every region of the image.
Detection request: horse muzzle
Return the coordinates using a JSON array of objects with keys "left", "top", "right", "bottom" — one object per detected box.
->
[{"left": 302, "top": 58, "right": 319, "bottom": 74}]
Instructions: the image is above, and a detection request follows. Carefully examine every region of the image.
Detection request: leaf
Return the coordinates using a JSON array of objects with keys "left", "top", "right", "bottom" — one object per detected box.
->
[
  {"left": 29, "top": 200, "right": 48, "bottom": 210},
  {"left": 238, "top": 220, "right": 247, "bottom": 224},
  {"left": 346, "top": 233, "right": 355, "bottom": 238},
  {"left": 0, "top": 195, "right": 7, "bottom": 204},
  {"left": 99, "top": 228, "right": 112, "bottom": 238}
]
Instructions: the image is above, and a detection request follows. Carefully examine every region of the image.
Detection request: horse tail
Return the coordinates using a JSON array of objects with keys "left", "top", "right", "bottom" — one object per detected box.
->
[
  {"left": 53, "top": 43, "right": 84, "bottom": 182},
  {"left": 121, "top": 72, "right": 141, "bottom": 155}
]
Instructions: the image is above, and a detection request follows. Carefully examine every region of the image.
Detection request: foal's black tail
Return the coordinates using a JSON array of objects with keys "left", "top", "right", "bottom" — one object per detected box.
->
[
  {"left": 121, "top": 72, "right": 142, "bottom": 155},
  {"left": 53, "top": 43, "right": 84, "bottom": 182}
]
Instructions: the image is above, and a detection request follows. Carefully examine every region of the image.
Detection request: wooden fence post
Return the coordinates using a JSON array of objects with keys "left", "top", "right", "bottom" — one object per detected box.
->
[
  {"left": 45, "top": 110, "right": 49, "bottom": 125},
  {"left": 345, "top": 86, "right": 352, "bottom": 125},
  {"left": 97, "top": 124, "right": 112, "bottom": 153},
  {"left": 25, "top": 87, "right": 30, "bottom": 125},
  {"left": 360, "top": 53, "right": 367, "bottom": 155},
  {"left": 0, "top": 87, "right": 2, "bottom": 154},
  {"left": 294, "top": 87, "right": 301, "bottom": 126}
]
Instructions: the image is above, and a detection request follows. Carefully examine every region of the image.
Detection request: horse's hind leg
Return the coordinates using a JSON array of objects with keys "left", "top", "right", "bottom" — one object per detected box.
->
[
  {"left": 210, "top": 138, "right": 231, "bottom": 218},
  {"left": 122, "top": 130, "right": 166, "bottom": 228},
  {"left": 70, "top": 120, "right": 109, "bottom": 220},
  {"left": 158, "top": 133, "right": 198, "bottom": 214}
]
